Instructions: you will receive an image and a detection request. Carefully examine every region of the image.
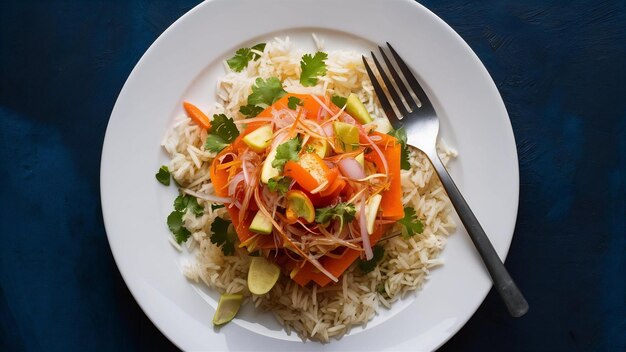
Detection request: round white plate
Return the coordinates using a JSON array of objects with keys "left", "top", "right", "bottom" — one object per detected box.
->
[{"left": 101, "top": 0, "right": 519, "bottom": 350}]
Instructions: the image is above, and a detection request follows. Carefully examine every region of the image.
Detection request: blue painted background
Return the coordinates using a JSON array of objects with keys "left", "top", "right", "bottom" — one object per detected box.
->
[{"left": 1, "top": 1, "right": 624, "bottom": 351}]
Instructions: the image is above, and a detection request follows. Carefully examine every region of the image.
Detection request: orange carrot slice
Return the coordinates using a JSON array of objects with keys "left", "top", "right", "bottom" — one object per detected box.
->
[{"left": 183, "top": 101, "right": 211, "bottom": 129}]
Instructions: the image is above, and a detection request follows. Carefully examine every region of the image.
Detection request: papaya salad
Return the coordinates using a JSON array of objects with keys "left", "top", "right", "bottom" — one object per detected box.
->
[{"left": 158, "top": 36, "right": 457, "bottom": 341}]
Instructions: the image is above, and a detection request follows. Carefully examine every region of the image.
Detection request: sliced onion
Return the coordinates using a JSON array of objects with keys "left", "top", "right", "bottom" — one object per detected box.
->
[
  {"left": 322, "top": 123, "right": 334, "bottom": 138},
  {"left": 341, "top": 113, "right": 356, "bottom": 125},
  {"left": 217, "top": 152, "right": 236, "bottom": 163},
  {"left": 338, "top": 157, "right": 366, "bottom": 180},
  {"left": 271, "top": 130, "right": 289, "bottom": 149},
  {"left": 359, "top": 195, "right": 373, "bottom": 260},
  {"left": 183, "top": 189, "right": 232, "bottom": 204},
  {"left": 228, "top": 172, "right": 245, "bottom": 197}
]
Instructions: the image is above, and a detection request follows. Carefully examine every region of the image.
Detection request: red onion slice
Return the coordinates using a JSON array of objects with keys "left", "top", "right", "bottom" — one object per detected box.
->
[
  {"left": 359, "top": 195, "right": 373, "bottom": 260},
  {"left": 338, "top": 157, "right": 365, "bottom": 180},
  {"left": 228, "top": 172, "right": 245, "bottom": 197}
]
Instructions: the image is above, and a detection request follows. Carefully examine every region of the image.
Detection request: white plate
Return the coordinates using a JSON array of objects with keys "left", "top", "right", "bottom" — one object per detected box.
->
[{"left": 100, "top": 0, "right": 519, "bottom": 350}]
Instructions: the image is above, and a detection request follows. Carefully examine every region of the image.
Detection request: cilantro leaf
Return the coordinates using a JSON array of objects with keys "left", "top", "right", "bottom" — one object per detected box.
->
[
  {"left": 247, "top": 77, "right": 287, "bottom": 107},
  {"left": 211, "top": 114, "right": 239, "bottom": 143},
  {"left": 210, "top": 217, "right": 237, "bottom": 255},
  {"left": 331, "top": 95, "right": 347, "bottom": 108},
  {"left": 239, "top": 104, "right": 264, "bottom": 118},
  {"left": 315, "top": 202, "right": 356, "bottom": 230},
  {"left": 287, "top": 96, "right": 303, "bottom": 110},
  {"left": 174, "top": 195, "right": 204, "bottom": 216},
  {"left": 155, "top": 165, "right": 170, "bottom": 186},
  {"left": 398, "top": 206, "right": 424, "bottom": 238},
  {"left": 167, "top": 211, "right": 191, "bottom": 244},
  {"left": 226, "top": 43, "right": 266, "bottom": 72},
  {"left": 358, "top": 245, "right": 385, "bottom": 273},
  {"left": 267, "top": 176, "right": 292, "bottom": 195},
  {"left": 204, "top": 135, "right": 230, "bottom": 152},
  {"left": 272, "top": 136, "right": 301, "bottom": 170},
  {"left": 300, "top": 52, "right": 328, "bottom": 87},
  {"left": 388, "top": 127, "right": 411, "bottom": 170},
  {"left": 204, "top": 114, "right": 240, "bottom": 152}
]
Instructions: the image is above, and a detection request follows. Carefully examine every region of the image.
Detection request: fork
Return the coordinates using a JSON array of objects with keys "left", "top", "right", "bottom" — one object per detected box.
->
[{"left": 363, "top": 43, "right": 529, "bottom": 318}]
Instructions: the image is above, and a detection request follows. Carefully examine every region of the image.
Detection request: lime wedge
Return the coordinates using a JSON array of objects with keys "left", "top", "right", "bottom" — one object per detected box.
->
[
  {"left": 247, "top": 257, "right": 280, "bottom": 295},
  {"left": 212, "top": 293, "right": 243, "bottom": 326}
]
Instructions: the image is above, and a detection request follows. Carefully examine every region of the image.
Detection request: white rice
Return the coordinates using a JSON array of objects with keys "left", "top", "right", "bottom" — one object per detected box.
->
[{"left": 162, "top": 36, "right": 456, "bottom": 342}]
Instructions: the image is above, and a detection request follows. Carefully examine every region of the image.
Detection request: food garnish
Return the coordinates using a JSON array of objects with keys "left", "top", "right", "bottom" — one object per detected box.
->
[{"left": 213, "top": 293, "right": 244, "bottom": 326}]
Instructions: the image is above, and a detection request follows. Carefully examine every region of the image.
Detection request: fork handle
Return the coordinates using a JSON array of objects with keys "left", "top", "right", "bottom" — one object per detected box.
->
[{"left": 429, "top": 153, "right": 529, "bottom": 317}]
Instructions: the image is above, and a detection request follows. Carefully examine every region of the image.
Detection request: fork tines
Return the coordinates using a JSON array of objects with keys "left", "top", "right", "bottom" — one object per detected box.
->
[{"left": 362, "top": 43, "right": 434, "bottom": 125}]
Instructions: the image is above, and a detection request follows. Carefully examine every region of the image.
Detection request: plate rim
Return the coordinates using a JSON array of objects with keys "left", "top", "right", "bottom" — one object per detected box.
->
[{"left": 100, "top": 0, "right": 520, "bottom": 350}]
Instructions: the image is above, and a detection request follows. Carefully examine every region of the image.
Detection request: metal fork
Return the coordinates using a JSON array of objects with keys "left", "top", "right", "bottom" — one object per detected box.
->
[{"left": 363, "top": 43, "right": 528, "bottom": 318}]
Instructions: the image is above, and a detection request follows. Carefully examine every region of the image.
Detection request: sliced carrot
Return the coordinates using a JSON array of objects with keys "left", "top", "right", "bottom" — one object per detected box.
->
[
  {"left": 319, "top": 171, "right": 344, "bottom": 198},
  {"left": 292, "top": 225, "right": 388, "bottom": 287},
  {"left": 183, "top": 101, "right": 211, "bottom": 129},
  {"left": 257, "top": 93, "right": 323, "bottom": 120},
  {"left": 362, "top": 132, "right": 404, "bottom": 220},
  {"left": 210, "top": 147, "right": 233, "bottom": 197}
]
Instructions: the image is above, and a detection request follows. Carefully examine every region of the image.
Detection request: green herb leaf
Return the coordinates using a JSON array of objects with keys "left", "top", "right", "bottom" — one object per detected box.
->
[
  {"left": 331, "top": 95, "right": 347, "bottom": 108},
  {"left": 210, "top": 217, "right": 237, "bottom": 255},
  {"left": 315, "top": 202, "right": 356, "bottom": 230},
  {"left": 287, "top": 96, "right": 303, "bottom": 110},
  {"left": 155, "top": 165, "right": 171, "bottom": 186},
  {"left": 174, "top": 195, "right": 204, "bottom": 216},
  {"left": 267, "top": 176, "right": 292, "bottom": 195},
  {"left": 398, "top": 206, "right": 424, "bottom": 238},
  {"left": 226, "top": 43, "right": 266, "bottom": 72},
  {"left": 204, "top": 135, "right": 230, "bottom": 152},
  {"left": 388, "top": 127, "right": 411, "bottom": 170},
  {"left": 376, "top": 282, "right": 386, "bottom": 295},
  {"left": 300, "top": 52, "right": 328, "bottom": 87},
  {"left": 204, "top": 114, "right": 240, "bottom": 152},
  {"left": 239, "top": 104, "right": 264, "bottom": 118},
  {"left": 272, "top": 136, "right": 301, "bottom": 170},
  {"left": 167, "top": 211, "right": 191, "bottom": 244},
  {"left": 247, "top": 77, "right": 287, "bottom": 107},
  {"left": 358, "top": 245, "right": 385, "bottom": 273}
]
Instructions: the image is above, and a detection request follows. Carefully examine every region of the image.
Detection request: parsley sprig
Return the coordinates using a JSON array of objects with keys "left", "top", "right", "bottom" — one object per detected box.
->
[
  {"left": 300, "top": 52, "right": 328, "bottom": 87},
  {"left": 331, "top": 95, "right": 347, "bottom": 108},
  {"left": 226, "top": 43, "right": 266, "bottom": 72},
  {"left": 287, "top": 96, "right": 303, "bottom": 110},
  {"left": 167, "top": 194, "right": 205, "bottom": 244},
  {"left": 167, "top": 211, "right": 191, "bottom": 244},
  {"left": 267, "top": 176, "right": 292, "bottom": 195},
  {"left": 204, "top": 114, "right": 240, "bottom": 152},
  {"left": 239, "top": 104, "right": 264, "bottom": 118},
  {"left": 174, "top": 195, "right": 204, "bottom": 216},
  {"left": 357, "top": 245, "right": 385, "bottom": 273},
  {"left": 272, "top": 136, "right": 301, "bottom": 170},
  {"left": 247, "top": 77, "right": 287, "bottom": 108},
  {"left": 155, "top": 165, "right": 170, "bottom": 185},
  {"left": 398, "top": 206, "right": 424, "bottom": 238},
  {"left": 315, "top": 202, "right": 356, "bottom": 230},
  {"left": 210, "top": 217, "right": 237, "bottom": 255}
]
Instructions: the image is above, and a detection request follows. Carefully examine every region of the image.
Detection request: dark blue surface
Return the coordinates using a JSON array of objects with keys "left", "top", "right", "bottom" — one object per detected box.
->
[{"left": 1, "top": 1, "right": 624, "bottom": 351}]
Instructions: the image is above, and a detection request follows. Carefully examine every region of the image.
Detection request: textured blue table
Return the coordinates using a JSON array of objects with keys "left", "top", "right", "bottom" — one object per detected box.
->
[{"left": 1, "top": 1, "right": 624, "bottom": 351}]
